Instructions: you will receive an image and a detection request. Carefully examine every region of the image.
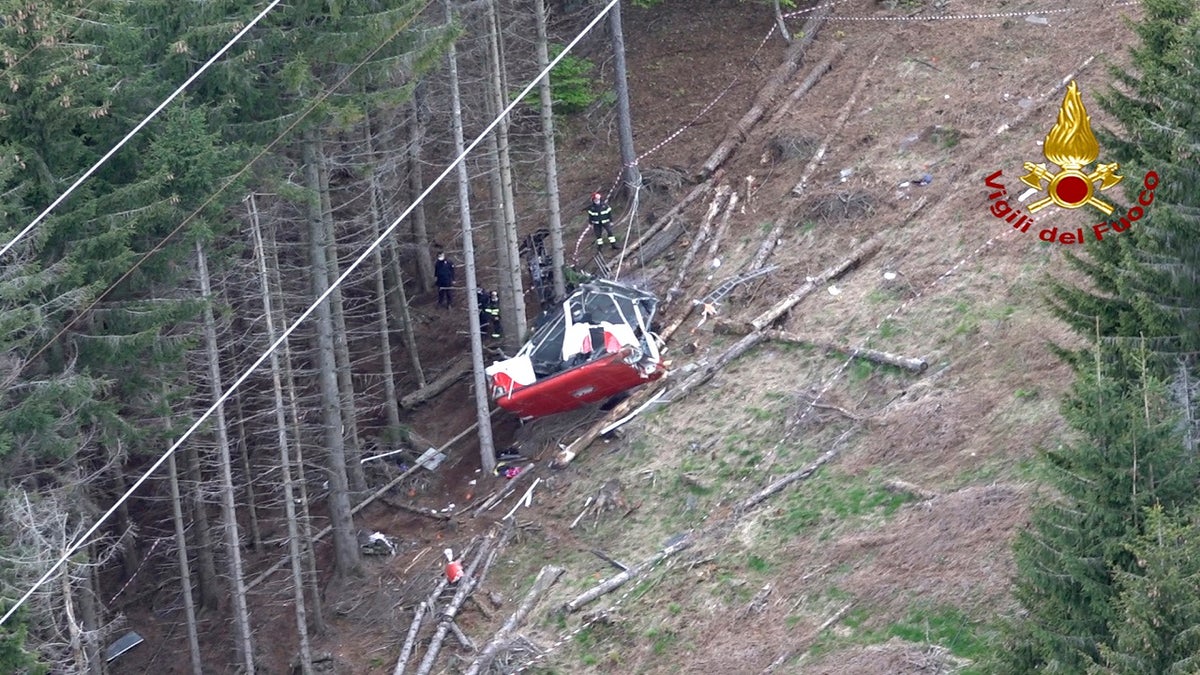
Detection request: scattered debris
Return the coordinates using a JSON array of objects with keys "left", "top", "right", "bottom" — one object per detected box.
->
[
  {"left": 104, "top": 631, "right": 144, "bottom": 663},
  {"left": 358, "top": 530, "right": 397, "bottom": 556}
]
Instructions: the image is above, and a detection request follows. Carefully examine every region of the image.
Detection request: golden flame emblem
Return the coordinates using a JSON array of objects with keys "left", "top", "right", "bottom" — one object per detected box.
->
[{"left": 1019, "top": 81, "right": 1123, "bottom": 214}]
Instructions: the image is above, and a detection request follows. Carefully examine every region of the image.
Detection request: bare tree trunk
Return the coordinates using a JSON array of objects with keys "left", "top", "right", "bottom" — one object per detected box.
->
[
  {"left": 385, "top": 247, "right": 426, "bottom": 388},
  {"left": 772, "top": 0, "right": 792, "bottom": 43},
  {"left": 535, "top": 0, "right": 566, "bottom": 301},
  {"left": 318, "top": 151, "right": 367, "bottom": 494},
  {"left": 182, "top": 430, "right": 220, "bottom": 611},
  {"left": 303, "top": 129, "right": 363, "bottom": 579},
  {"left": 167, "top": 450, "right": 204, "bottom": 675},
  {"left": 195, "top": 240, "right": 256, "bottom": 674},
  {"left": 363, "top": 118, "right": 403, "bottom": 433},
  {"left": 110, "top": 450, "right": 139, "bottom": 580},
  {"left": 233, "top": 390, "right": 263, "bottom": 553},
  {"left": 251, "top": 207, "right": 315, "bottom": 675},
  {"left": 610, "top": 0, "right": 641, "bottom": 196},
  {"left": 487, "top": 0, "right": 526, "bottom": 348},
  {"left": 265, "top": 216, "right": 327, "bottom": 633},
  {"left": 407, "top": 88, "right": 435, "bottom": 293},
  {"left": 447, "top": 0, "right": 497, "bottom": 475},
  {"left": 77, "top": 548, "right": 101, "bottom": 675},
  {"left": 483, "top": 121, "right": 517, "bottom": 344}
]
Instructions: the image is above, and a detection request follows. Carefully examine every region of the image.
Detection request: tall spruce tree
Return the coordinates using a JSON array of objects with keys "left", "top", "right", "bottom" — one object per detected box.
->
[
  {"left": 995, "top": 344, "right": 1195, "bottom": 673},
  {"left": 1048, "top": 0, "right": 1200, "bottom": 358},
  {"left": 1090, "top": 504, "right": 1200, "bottom": 674}
]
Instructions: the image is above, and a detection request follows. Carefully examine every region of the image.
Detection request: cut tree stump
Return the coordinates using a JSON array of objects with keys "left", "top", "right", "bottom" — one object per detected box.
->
[
  {"left": 462, "top": 565, "right": 565, "bottom": 675},
  {"left": 698, "top": 4, "right": 830, "bottom": 179}
]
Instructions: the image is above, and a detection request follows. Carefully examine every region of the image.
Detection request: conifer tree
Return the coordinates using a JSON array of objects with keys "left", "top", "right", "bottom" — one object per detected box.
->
[
  {"left": 1090, "top": 505, "right": 1200, "bottom": 674},
  {"left": 995, "top": 344, "right": 1195, "bottom": 673},
  {"left": 1049, "top": 0, "right": 1200, "bottom": 359}
]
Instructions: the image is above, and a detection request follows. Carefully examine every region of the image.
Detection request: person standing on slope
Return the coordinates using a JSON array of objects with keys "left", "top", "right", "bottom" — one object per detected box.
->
[
  {"left": 587, "top": 191, "right": 618, "bottom": 252},
  {"left": 434, "top": 251, "right": 456, "bottom": 309}
]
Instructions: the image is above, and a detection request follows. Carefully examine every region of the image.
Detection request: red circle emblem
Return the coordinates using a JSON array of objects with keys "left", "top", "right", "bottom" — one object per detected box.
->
[{"left": 1054, "top": 175, "right": 1089, "bottom": 205}]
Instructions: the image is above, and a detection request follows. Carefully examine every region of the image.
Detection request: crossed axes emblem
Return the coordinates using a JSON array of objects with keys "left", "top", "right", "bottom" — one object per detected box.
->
[{"left": 1019, "top": 161, "right": 1123, "bottom": 215}]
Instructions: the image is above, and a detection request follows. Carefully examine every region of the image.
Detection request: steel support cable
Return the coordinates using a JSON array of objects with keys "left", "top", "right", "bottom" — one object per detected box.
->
[{"left": 0, "top": 0, "right": 623, "bottom": 628}]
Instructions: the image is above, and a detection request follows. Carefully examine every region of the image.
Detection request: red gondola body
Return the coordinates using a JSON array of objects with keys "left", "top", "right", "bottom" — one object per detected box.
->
[{"left": 490, "top": 346, "right": 664, "bottom": 420}]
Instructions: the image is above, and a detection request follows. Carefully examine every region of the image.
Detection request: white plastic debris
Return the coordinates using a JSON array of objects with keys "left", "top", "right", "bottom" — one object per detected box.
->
[
  {"left": 839, "top": 168, "right": 854, "bottom": 182},
  {"left": 468, "top": 479, "right": 477, "bottom": 485},
  {"left": 883, "top": 271, "right": 898, "bottom": 281},
  {"left": 828, "top": 285, "right": 842, "bottom": 296},
  {"left": 711, "top": 258, "right": 721, "bottom": 268}
]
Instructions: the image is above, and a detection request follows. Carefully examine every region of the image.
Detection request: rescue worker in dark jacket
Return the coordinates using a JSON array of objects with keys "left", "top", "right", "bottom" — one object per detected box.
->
[
  {"left": 587, "top": 192, "right": 618, "bottom": 252},
  {"left": 476, "top": 287, "right": 490, "bottom": 336},
  {"left": 484, "top": 290, "right": 502, "bottom": 339},
  {"left": 434, "top": 251, "right": 455, "bottom": 308}
]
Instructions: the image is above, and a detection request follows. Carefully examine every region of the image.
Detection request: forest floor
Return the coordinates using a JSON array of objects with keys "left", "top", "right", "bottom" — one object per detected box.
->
[{"left": 117, "top": 0, "right": 1147, "bottom": 673}]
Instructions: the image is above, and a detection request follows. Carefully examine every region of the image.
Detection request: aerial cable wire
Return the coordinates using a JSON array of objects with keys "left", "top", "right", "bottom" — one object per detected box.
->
[
  {"left": 0, "top": 0, "right": 286, "bottom": 262},
  {"left": 0, "top": 0, "right": 622, "bottom": 628}
]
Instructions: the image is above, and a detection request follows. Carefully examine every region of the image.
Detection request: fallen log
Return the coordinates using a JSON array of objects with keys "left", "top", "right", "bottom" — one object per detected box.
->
[
  {"left": 784, "top": 335, "right": 928, "bottom": 374},
  {"left": 554, "top": 381, "right": 669, "bottom": 467},
  {"left": 462, "top": 565, "right": 565, "bottom": 675},
  {"left": 636, "top": 217, "right": 690, "bottom": 266},
  {"left": 759, "top": 602, "right": 854, "bottom": 674},
  {"left": 714, "top": 326, "right": 928, "bottom": 374},
  {"left": 414, "top": 523, "right": 510, "bottom": 675},
  {"left": 562, "top": 536, "right": 692, "bottom": 614},
  {"left": 664, "top": 186, "right": 732, "bottom": 306},
  {"left": 665, "top": 330, "right": 771, "bottom": 405},
  {"left": 883, "top": 479, "right": 939, "bottom": 501},
  {"left": 749, "top": 236, "right": 884, "bottom": 331},
  {"left": 624, "top": 181, "right": 713, "bottom": 259},
  {"left": 392, "top": 599, "right": 431, "bottom": 675},
  {"left": 736, "top": 440, "right": 846, "bottom": 516},
  {"left": 447, "top": 622, "right": 476, "bottom": 652},
  {"left": 765, "top": 42, "right": 848, "bottom": 128},
  {"left": 381, "top": 496, "right": 452, "bottom": 521},
  {"left": 698, "top": 5, "right": 830, "bottom": 179},
  {"left": 400, "top": 354, "right": 471, "bottom": 408},
  {"left": 790, "top": 41, "right": 889, "bottom": 198}
]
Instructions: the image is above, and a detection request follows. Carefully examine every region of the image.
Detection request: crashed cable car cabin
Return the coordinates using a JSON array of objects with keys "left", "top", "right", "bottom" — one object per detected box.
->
[{"left": 485, "top": 280, "right": 667, "bottom": 420}]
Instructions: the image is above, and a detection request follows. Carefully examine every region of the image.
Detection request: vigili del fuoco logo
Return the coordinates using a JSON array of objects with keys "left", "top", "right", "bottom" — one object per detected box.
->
[{"left": 983, "top": 80, "right": 1159, "bottom": 245}]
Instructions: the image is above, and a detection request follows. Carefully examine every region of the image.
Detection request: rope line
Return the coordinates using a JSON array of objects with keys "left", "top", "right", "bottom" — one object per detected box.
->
[{"left": 784, "top": 0, "right": 1141, "bottom": 22}]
